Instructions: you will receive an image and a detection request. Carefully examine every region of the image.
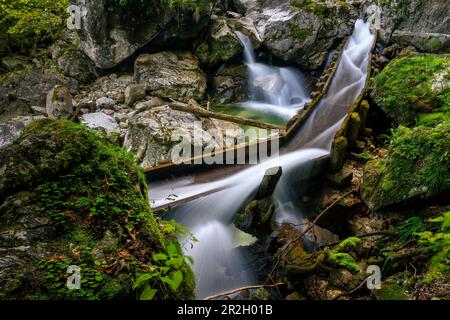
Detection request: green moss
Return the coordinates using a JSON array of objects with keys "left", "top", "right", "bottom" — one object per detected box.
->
[
  {"left": 373, "top": 283, "right": 409, "bottom": 300},
  {"left": 325, "top": 248, "right": 360, "bottom": 274},
  {"left": 361, "top": 122, "right": 450, "bottom": 210},
  {"left": 324, "top": 237, "right": 361, "bottom": 274},
  {"left": 289, "top": 24, "right": 313, "bottom": 43},
  {"left": 0, "top": 119, "right": 195, "bottom": 300},
  {"left": 291, "top": 0, "right": 330, "bottom": 17},
  {"left": 371, "top": 53, "right": 450, "bottom": 126}
]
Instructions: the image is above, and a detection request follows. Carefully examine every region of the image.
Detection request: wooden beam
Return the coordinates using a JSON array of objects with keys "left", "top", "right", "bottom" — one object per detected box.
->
[{"left": 167, "top": 101, "right": 286, "bottom": 131}]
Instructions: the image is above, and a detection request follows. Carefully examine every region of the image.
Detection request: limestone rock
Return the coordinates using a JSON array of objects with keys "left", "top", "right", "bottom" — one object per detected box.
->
[
  {"left": 46, "top": 85, "right": 73, "bottom": 119},
  {"left": 211, "top": 63, "right": 247, "bottom": 104},
  {"left": 79, "top": 112, "right": 120, "bottom": 134},
  {"left": 134, "top": 51, "right": 207, "bottom": 102},
  {"left": 124, "top": 84, "right": 146, "bottom": 106},
  {"left": 73, "top": 0, "right": 212, "bottom": 69}
]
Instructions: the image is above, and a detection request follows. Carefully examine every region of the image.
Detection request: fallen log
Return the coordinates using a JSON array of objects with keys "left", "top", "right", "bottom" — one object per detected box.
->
[{"left": 167, "top": 100, "right": 286, "bottom": 132}]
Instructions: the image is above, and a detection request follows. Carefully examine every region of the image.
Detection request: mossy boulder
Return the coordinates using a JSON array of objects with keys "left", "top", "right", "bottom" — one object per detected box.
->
[
  {"left": 361, "top": 122, "right": 450, "bottom": 211},
  {"left": 194, "top": 19, "right": 243, "bottom": 67},
  {"left": 371, "top": 53, "right": 450, "bottom": 126},
  {"left": 0, "top": 119, "right": 195, "bottom": 300}
]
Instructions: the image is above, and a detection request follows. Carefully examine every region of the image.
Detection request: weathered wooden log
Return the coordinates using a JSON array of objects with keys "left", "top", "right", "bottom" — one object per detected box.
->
[
  {"left": 329, "top": 136, "right": 348, "bottom": 173},
  {"left": 358, "top": 100, "right": 370, "bottom": 133},
  {"left": 347, "top": 112, "right": 361, "bottom": 145},
  {"left": 167, "top": 101, "right": 285, "bottom": 131},
  {"left": 255, "top": 166, "right": 283, "bottom": 200}
]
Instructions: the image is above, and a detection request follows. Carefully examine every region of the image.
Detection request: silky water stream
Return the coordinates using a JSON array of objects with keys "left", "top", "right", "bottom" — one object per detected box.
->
[{"left": 148, "top": 20, "right": 375, "bottom": 298}]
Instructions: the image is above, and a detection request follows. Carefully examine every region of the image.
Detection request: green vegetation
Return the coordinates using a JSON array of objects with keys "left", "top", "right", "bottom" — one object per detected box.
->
[
  {"left": 291, "top": 0, "right": 330, "bottom": 17},
  {"left": 361, "top": 122, "right": 449, "bottom": 210},
  {"left": 289, "top": 24, "right": 313, "bottom": 43},
  {"left": 0, "top": 0, "right": 69, "bottom": 53},
  {"left": 379, "top": 210, "right": 449, "bottom": 288},
  {"left": 115, "top": 0, "right": 210, "bottom": 22},
  {"left": 416, "top": 211, "right": 450, "bottom": 284},
  {"left": 372, "top": 54, "right": 450, "bottom": 126},
  {"left": 324, "top": 237, "right": 362, "bottom": 274},
  {"left": 0, "top": 120, "right": 195, "bottom": 300}
]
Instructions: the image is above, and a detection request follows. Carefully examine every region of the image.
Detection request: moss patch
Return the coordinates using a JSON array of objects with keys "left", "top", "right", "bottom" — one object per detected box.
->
[
  {"left": 361, "top": 122, "right": 450, "bottom": 210},
  {"left": 0, "top": 119, "right": 195, "bottom": 300},
  {"left": 371, "top": 53, "right": 450, "bottom": 126}
]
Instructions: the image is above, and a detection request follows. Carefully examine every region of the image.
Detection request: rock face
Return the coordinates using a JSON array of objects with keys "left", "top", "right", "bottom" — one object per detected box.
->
[
  {"left": 46, "top": 85, "right": 73, "bottom": 119},
  {"left": 211, "top": 63, "right": 247, "bottom": 104},
  {"left": 51, "top": 31, "right": 98, "bottom": 83},
  {"left": 361, "top": 0, "right": 450, "bottom": 52},
  {"left": 73, "top": 0, "right": 211, "bottom": 69},
  {"left": 0, "top": 119, "right": 195, "bottom": 299},
  {"left": 247, "top": 1, "right": 357, "bottom": 69},
  {"left": 361, "top": 122, "right": 450, "bottom": 211},
  {"left": 194, "top": 16, "right": 262, "bottom": 67},
  {"left": 134, "top": 51, "right": 207, "bottom": 102}
]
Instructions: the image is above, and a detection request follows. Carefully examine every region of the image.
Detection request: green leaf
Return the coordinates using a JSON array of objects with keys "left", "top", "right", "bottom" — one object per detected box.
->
[
  {"left": 153, "top": 253, "right": 168, "bottom": 261},
  {"left": 133, "top": 272, "right": 159, "bottom": 289},
  {"left": 161, "top": 270, "right": 183, "bottom": 292},
  {"left": 139, "top": 287, "right": 157, "bottom": 300},
  {"left": 166, "top": 243, "right": 178, "bottom": 258}
]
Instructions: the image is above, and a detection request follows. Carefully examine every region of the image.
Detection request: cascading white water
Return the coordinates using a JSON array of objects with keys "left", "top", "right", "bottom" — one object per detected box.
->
[
  {"left": 151, "top": 20, "right": 375, "bottom": 298},
  {"left": 235, "top": 31, "right": 311, "bottom": 120}
]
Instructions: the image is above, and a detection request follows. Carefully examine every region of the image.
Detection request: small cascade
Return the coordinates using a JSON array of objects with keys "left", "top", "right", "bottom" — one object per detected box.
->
[{"left": 235, "top": 31, "right": 311, "bottom": 120}]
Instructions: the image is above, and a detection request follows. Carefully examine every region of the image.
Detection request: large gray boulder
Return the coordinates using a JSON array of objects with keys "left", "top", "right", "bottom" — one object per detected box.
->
[
  {"left": 361, "top": 0, "right": 450, "bottom": 52},
  {"left": 73, "top": 0, "right": 212, "bottom": 69},
  {"left": 247, "top": 1, "right": 357, "bottom": 69},
  {"left": 134, "top": 51, "right": 207, "bottom": 102}
]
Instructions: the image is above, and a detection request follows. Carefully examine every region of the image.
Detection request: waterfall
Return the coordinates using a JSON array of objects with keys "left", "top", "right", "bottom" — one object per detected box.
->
[
  {"left": 235, "top": 31, "right": 311, "bottom": 120},
  {"left": 150, "top": 20, "right": 375, "bottom": 298}
]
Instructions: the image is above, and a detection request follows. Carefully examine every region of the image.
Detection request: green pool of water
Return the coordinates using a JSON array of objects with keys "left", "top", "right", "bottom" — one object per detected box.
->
[{"left": 211, "top": 104, "right": 289, "bottom": 127}]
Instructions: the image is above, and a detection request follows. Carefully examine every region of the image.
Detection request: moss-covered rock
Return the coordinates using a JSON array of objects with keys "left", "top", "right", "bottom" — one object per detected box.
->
[
  {"left": 0, "top": 119, "right": 195, "bottom": 300},
  {"left": 361, "top": 122, "right": 450, "bottom": 211},
  {"left": 371, "top": 53, "right": 450, "bottom": 126}
]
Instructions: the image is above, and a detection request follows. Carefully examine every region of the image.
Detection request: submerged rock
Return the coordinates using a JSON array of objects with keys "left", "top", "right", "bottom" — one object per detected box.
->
[
  {"left": 0, "top": 119, "right": 195, "bottom": 300},
  {"left": 134, "top": 51, "right": 207, "bottom": 102}
]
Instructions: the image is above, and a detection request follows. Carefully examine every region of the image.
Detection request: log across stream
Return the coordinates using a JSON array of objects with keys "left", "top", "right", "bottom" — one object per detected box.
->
[{"left": 147, "top": 20, "right": 377, "bottom": 299}]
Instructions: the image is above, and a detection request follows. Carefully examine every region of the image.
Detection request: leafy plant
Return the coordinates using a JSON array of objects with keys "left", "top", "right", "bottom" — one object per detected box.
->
[
  {"left": 133, "top": 242, "right": 192, "bottom": 300},
  {"left": 0, "top": 0, "right": 69, "bottom": 53},
  {"left": 395, "top": 217, "right": 425, "bottom": 244},
  {"left": 415, "top": 211, "right": 450, "bottom": 284}
]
